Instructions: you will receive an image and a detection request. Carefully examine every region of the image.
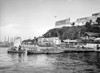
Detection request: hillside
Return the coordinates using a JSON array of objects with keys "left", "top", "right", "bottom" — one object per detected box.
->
[
  {"left": 43, "top": 20, "right": 100, "bottom": 40},
  {"left": 43, "top": 26, "right": 85, "bottom": 40}
]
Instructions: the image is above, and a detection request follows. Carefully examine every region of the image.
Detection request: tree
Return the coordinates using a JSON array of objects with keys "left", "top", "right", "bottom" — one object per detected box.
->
[
  {"left": 96, "top": 17, "right": 100, "bottom": 24},
  {"left": 85, "top": 22, "right": 91, "bottom": 28},
  {"left": 72, "top": 22, "right": 75, "bottom": 26},
  {"left": 90, "top": 20, "right": 92, "bottom": 24},
  {"left": 85, "top": 21, "right": 93, "bottom": 32}
]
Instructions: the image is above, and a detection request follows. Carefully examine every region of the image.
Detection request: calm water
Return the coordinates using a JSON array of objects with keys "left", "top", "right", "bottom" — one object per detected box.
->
[{"left": 0, "top": 47, "right": 100, "bottom": 73}]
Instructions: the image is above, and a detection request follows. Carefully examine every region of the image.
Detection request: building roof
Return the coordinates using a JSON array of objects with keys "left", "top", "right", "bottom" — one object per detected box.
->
[
  {"left": 63, "top": 39, "right": 78, "bottom": 43},
  {"left": 38, "top": 36, "right": 59, "bottom": 39},
  {"left": 22, "top": 39, "right": 33, "bottom": 42},
  {"left": 84, "top": 32, "right": 100, "bottom": 37},
  {"left": 94, "top": 38, "right": 100, "bottom": 41}
]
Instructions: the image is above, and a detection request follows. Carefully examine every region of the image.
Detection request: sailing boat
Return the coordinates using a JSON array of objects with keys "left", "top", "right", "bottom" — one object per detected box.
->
[{"left": 7, "top": 37, "right": 25, "bottom": 53}]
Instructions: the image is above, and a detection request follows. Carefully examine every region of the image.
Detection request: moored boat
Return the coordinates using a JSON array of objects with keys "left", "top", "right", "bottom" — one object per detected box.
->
[
  {"left": 7, "top": 47, "right": 25, "bottom": 53},
  {"left": 27, "top": 45, "right": 64, "bottom": 55}
]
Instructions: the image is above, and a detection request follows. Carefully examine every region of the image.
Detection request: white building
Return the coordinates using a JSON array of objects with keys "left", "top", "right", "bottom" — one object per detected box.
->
[
  {"left": 37, "top": 37, "right": 61, "bottom": 46},
  {"left": 75, "top": 17, "right": 90, "bottom": 26},
  {"left": 55, "top": 18, "right": 72, "bottom": 28},
  {"left": 75, "top": 12, "right": 100, "bottom": 26}
]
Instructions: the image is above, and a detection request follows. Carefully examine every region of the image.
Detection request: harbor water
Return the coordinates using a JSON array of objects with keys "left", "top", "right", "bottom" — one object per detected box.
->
[{"left": 0, "top": 47, "right": 100, "bottom": 73}]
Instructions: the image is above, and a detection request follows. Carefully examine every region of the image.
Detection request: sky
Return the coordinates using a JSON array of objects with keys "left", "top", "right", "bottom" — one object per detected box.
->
[{"left": 0, "top": 0, "right": 100, "bottom": 42}]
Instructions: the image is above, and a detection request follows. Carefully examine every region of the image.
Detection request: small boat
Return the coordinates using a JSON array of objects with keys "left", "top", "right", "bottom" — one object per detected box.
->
[
  {"left": 7, "top": 37, "right": 25, "bottom": 53},
  {"left": 8, "top": 47, "right": 25, "bottom": 53}
]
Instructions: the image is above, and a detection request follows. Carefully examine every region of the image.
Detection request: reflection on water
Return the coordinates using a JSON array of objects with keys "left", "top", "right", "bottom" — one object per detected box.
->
[
  {"left": 0, "top": 47, "right": 100, "bottom": 73},
  {"left": 8, "top": 53, "right": 26, "bottom": 63}
]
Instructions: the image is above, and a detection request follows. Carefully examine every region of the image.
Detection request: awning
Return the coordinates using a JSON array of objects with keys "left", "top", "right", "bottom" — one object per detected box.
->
[
  {"left": 63, "top": 39, "right": 78, "bottom": 43},
  {"left": 94, "top": 38, "right": 100, "bottom": 41}
]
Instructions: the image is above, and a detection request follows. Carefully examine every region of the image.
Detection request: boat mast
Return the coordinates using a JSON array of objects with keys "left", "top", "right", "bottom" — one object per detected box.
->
[
  {"left": 5, "top": 36, "right": 6, "bottom": 43},
  {"left": 8, "top": 36, "right": 9, "bottom": 43}
]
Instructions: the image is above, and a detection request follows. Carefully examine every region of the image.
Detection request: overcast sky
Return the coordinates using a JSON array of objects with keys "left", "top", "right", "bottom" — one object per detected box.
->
[{"left": 0, "top": 0, "right": 100, "bottom": 42}]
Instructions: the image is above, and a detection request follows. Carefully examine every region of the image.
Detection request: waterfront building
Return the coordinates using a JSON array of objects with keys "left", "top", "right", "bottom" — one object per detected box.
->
[
  {"left": 55, "top": 18, "right": 72, "bottom": 28},
  {"left": 63, "top": 39, "right": 78, "bottom": 45},
  {"left": 63, "top": 39, "right": 78, "bottom": 47},
  {"left": 63, "top": 39, "right": 78, "bottom": 43},
  {"left": 94, "top": 38, "right": 100, "bottom": 43},
  {"left": 80, "top": 32, "right": 100, "bottom": 48},
  {"left": 37, "top": 37, "right": 61, "bottom": 46},
  {"left": 81, "top": 32, "right": 100, "bottom": 40}
]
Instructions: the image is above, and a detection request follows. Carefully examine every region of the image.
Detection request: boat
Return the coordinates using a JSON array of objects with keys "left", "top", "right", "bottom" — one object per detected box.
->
[
  {"left": 27, "top": 45, "right": 65, "bottom": 55},
  {"left": 7, "top": 47, "right": 25, "bottom": 53},
  {"left": 7, "top": 37, "right": 25, "bottom": 53}
]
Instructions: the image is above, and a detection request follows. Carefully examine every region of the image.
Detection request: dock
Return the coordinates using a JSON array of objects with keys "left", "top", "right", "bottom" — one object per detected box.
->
[
  {"left": 63, "top": 47, "right": 100, "bottom": 53},
  {"left": 25, "top": 45, "right": 100, "bottom": 55}
]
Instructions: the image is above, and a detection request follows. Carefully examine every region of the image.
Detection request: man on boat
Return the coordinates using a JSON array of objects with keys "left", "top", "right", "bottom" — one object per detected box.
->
[
  {"left": 18, "top": 45, "right": 21, "bottom": 51},
  {"left": 97, "top": 44, "right": 99, "bottom": 50}
]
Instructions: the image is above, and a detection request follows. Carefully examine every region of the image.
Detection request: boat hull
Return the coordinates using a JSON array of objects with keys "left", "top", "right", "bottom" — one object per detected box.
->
[
  {"left": 27, "top": 50, "right": 63, "bottom": 54},
  {"left": 7, "top": 47, "right": 25, "bottom": 53},
  {"left": 27, "top": 47, "right": 64, "bottom": 55}
]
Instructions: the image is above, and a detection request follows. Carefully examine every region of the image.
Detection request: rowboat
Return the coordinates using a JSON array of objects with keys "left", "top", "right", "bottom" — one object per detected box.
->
[{"left": 8, "top": 47, "right": 25, "bottom": 53}]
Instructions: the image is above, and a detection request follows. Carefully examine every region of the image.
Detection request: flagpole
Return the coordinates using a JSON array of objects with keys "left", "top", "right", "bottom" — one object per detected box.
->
[
  {"left": 54, "top": 16, "right": 57, "bottom": 27},
  {"left": 8, "top": 36, "right": 9, "bottom": 43}
]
